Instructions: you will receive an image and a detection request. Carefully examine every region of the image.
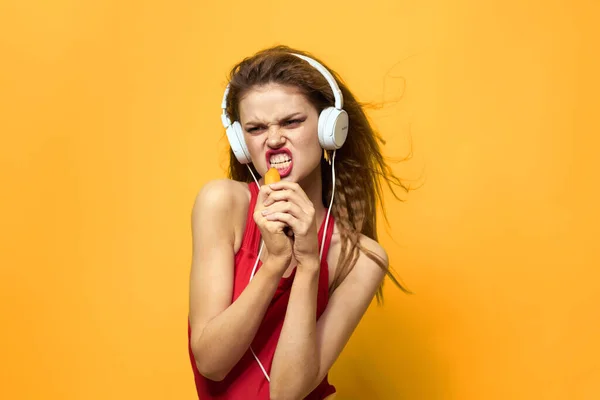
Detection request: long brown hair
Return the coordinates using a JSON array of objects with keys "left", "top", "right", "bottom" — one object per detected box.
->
[{"left": 223, "top": 45, "right": 412, "bottom": 303}]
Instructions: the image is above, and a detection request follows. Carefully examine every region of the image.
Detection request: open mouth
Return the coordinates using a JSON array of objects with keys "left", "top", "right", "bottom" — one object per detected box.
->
[{"left": 267, "top": 151, "right": 293, "bottom": 177}]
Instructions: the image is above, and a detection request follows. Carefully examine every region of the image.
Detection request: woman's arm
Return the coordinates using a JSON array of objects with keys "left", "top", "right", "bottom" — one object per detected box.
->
[
  {"left": 188, "top": 180, "right": 288, "bottom": 381},
  {"left": 258, "top": 181, "right": 388, "bottom": 398},
  {"left": 269, "top": 260, "right": 320, "bottom": 399},
  {"left": 269, "top": 237, "right": 387, "bottom": 400}
]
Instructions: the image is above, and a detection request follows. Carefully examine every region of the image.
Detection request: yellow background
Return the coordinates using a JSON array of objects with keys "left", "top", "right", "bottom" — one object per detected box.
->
[{"left": 1, "top": 0, "right": 598, "bottom": 398}]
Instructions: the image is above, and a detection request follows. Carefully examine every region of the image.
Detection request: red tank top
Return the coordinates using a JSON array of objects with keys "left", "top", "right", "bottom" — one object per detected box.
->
[{"left": 188, "top": 182, "right": 337, "bottom": 399}]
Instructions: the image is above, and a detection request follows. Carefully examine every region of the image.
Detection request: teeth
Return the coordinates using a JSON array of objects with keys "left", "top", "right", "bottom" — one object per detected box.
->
[
  {"left": 270, "top": 153, "right": 291, "bottom": 164},
  {"left": 273, "top": 160, "right": 291, "bottom": 169}
]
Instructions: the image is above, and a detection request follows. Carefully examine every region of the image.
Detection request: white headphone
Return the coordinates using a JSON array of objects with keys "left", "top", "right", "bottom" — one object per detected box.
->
[{"left": 220, "top": 53, "right": 349, "bottom": 164}]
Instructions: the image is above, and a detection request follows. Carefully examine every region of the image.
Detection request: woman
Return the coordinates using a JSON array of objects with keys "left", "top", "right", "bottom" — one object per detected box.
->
[{"left": 188, "top": 45, "right": 410, "bottom": 399}]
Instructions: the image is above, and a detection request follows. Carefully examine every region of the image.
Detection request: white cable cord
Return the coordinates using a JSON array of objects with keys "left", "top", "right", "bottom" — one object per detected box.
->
[
  {"left": 245, "top": 155, "right": 336, "bottom": 382},
  {"left": 246, "top": 164, "right": 271, "bottom": 380},
  {"left": 250, "top": 345, "right": 271, "bottom": 382},
  {"left": 247, "top": 164, "right": 261, "bottom": 192},
  {"left": 320, "top": 150, "right": 336, "bottom": 262},
  {"left": 247, "top": 165, "right": 263, "bottom": 283}
]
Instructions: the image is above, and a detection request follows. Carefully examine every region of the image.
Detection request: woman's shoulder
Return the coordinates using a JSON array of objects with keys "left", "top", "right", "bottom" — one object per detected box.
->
[
  {"left": 194, "top": 179, "right": 251, "bottom": 209},
  {"left": 327, "top": 229, "right": 388, "bottom": 285},
  {"left": 357, "top": 234, "right": 388, "bottom": 265},
  {"left": 193, "top": 179, "right": 252, "bottom": 252}
]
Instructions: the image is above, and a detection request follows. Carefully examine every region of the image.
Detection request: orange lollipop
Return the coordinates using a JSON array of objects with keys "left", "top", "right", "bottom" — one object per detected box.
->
[
  {"left": 264, "top": 167, "right": 281, "bottom": 185},
  {"left": 264, "top": 167, "right": 292, "bottom": 236}
]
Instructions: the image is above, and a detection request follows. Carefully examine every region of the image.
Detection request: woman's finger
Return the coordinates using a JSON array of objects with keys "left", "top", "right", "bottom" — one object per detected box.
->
[
  {"left": 261, "top": 200, "right": 304, "bottom": 220},
  {"left": 268, "top": 181, "right": 311, "bottom": 203},
  {"left": 263, "top": 189, "right": 309, "bottom": 209},
  {"left": 264, "top": 212, "right": 301, "bottom": 233}
]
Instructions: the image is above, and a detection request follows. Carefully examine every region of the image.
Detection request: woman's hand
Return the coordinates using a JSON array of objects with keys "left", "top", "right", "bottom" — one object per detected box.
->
[
  {"left": 253, "top": 185, "right": 293, "bottom": 274},
  {"left": 261, "top": 182, "right": 320, "bottom": 269}
]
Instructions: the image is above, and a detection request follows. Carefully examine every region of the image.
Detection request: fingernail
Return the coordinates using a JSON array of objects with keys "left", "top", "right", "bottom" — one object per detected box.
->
[{"left": 261, "top": 210, "right": 269, "bottom": 215}]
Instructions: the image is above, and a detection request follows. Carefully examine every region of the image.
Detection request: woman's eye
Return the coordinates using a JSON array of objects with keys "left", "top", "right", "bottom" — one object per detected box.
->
[{"left": 283, "top": 119, "right": 303, "bottom": 127}]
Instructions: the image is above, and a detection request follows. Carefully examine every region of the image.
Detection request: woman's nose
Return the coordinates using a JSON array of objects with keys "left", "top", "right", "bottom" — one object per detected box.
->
[{"left": 266, "top": 126, "right": 286, "bottom": 147}]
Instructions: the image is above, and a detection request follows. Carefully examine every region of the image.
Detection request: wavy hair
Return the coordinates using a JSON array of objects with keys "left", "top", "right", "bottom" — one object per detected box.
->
[{"left": 223, "top": 45, "right": 412, "bottom": 302}]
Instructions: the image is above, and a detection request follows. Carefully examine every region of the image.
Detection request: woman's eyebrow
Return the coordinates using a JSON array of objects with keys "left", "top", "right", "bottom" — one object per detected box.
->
[{"left": 244, "top": 112, "right": 304, "bottom": 126}]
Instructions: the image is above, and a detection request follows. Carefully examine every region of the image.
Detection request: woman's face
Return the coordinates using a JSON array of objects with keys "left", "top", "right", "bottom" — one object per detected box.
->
[{"left": 238, "top": 83, "right": 322, "bottom": 183}]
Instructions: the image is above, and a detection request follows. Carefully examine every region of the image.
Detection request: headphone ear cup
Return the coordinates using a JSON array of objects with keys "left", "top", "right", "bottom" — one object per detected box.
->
[
  {"left": 226, "top": 121, "right": 252, "bottom": 164},
  {"left": 318, "top": 107, "right": 349, "bottom": 150},
  {"left": 318, "top": 107, "right": 334, "bottom": 148}
]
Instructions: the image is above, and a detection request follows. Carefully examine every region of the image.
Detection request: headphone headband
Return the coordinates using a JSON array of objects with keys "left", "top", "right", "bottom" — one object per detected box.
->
[
  {"left": 221, "top": 53, "right": 344, "bottom": 129},
  {"left": 290, "top": 53, "right": 344, "bottom": 109}
]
